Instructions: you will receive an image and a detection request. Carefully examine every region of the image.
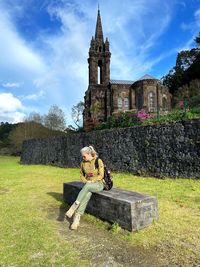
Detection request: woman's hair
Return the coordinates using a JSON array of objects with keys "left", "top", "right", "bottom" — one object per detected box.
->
[{"left": 80, "top": 145, "right": 98, "bottom": 157}]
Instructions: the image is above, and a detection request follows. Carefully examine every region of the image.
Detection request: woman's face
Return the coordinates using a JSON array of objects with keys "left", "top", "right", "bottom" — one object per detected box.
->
[{"left": 82, "top": 152, "right": 93, "bottom": 161}]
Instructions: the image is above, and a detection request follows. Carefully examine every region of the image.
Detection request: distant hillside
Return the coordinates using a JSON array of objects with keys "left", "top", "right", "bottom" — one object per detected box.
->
[{"left": 0, "top": 121, "right": 67, "bottom": 155}]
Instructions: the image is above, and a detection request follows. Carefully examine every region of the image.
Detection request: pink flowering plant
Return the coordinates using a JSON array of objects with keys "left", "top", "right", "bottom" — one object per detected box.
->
[
  {"left": 137, "top": 109, "right": 151, "bottom": 121},
  {"left": 178, "top": 100, "right": 184, "bottom": 109}
]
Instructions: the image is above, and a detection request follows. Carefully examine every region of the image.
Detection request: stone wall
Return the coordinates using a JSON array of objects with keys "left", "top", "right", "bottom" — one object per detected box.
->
[{"left": 21, "top": 119, "right": 200, "bottom": 178}]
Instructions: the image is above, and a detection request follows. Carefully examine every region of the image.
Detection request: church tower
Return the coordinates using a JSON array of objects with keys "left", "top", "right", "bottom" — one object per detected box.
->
[
  {"left": 88, "top": 9, "right": 111, "bottom": 85},
  {"left": 83, "top": 9, "right": 111, "bottom": 131}
]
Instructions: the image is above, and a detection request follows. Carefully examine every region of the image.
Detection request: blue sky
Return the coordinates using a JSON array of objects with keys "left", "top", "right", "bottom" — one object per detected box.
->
[{"left": 0, "top": 0, "right": 199, "bottom": 125}]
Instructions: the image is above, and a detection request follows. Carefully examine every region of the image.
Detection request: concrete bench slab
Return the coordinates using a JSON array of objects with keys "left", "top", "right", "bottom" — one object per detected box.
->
[{"left": 63, "top": 181, "right": 158, "bottom": 232}]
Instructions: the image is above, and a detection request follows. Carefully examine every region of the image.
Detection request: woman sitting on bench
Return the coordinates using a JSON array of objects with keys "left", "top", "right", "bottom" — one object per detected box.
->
[{"left": 65, "top": 145, "right": 104, "bottom": 230}]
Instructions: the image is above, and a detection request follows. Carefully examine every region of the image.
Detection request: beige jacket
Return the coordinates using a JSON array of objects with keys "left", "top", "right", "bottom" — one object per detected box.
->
[{"left": 80, "top": 157, "right": 104, "bottom": 183}]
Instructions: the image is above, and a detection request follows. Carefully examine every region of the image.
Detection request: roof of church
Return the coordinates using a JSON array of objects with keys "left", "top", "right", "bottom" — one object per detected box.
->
[
  {"left": 110, "top": 74, "right": 158, "bottom": 85},
  {"left": 137, "top": 74, "right": 158, "bottom": 81},
  {"left": 110, "top": 80, "right": 134, "bottom": 85}
]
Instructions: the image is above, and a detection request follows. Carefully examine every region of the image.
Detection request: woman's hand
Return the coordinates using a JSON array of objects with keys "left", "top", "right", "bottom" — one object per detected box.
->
[{"left": 86, "top": 173, "right": 94, "bottom": 178}]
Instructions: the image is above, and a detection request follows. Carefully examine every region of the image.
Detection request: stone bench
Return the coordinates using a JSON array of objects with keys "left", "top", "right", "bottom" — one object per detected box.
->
[{"left": 63, "top": 181, "right": 158, "bottom": 232}]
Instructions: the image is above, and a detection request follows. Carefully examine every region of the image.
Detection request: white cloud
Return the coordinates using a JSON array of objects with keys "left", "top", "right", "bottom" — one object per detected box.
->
[
  {"left": 20, "top": 90, "right": 45, "bottom": 101},
  {"left": 0, "top": 3, "right": 48, "bottom": 101},
  {"left": 0, "top": 3, "right": 49, "bottom": 122},
  {"left": 181, "top": 7, "right": 200, "bottom": 33},
  {"left": 194, "top": 8, "right": 200, "bottom": 26},
  {"left": 10, "top": 111, "right": 26, "bottom": 123},
  {"left": 26, "top": 2, "right": 91, "bottom": 104},
  {"left": 0, "top": 10, "right": 46, "bottom": 74},
  {"left": 0, "top": 93, "right": 23, "bottom": 112},
  {"left": 0, "top": 92, "right": 26, "bottom": 123},
  {"left": 180, "top": 22, "right": 193, "bottom": 31},
  {"left": 2, "top": 82, "right": 21, "bottom": 88},
  {"left": 0, "top": 111, "right": 26, "bottom": 124},
  {"left": 179, "top": 7, "right": 200, "bottom": 53}
]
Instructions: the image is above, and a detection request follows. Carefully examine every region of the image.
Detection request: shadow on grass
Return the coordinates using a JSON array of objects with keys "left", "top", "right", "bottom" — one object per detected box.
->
[
  {"left": 47, "top": 192, "right": 63, "bottom": 202},
  {"left": 47, "top": 192, "right": 71, "bottom": 225}
]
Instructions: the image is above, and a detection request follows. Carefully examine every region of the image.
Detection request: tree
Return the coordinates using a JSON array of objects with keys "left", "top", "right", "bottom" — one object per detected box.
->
[
  {"left": 0, "top": 122, "right": 16, "bottom": 148},
  {"left": 71, "top": 101, "right": 84, "bottom": 128},
  {"left": 173, "top": 79, "right": 200, "bottom": 108},
  {"left": 25, "top": 112, "right": 43, "bottom": 125},
  {"left": 162, "top": 33, "right": 200, "bottom": 95},
  {"left": 194, "top": 32, "right": 200, "bottom": 46},
  {"left": 184, "top": 52, "right": 200, "bottom": 83},
  {"left": 44, "top": 105, "right": 66, "bottom": 131}
]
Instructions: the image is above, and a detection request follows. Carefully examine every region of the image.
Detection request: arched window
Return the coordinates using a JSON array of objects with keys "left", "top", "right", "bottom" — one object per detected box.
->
[
  {"left": 124, "top": 97, "right": 129, "bottom": 110},
  {"left": 118, "top": 97, "right": 123, "bottom": 109},
  {"left": 98, "top": 60, "right": 102, "bottom": 84},
  {"left": 148, "top": 92, "right": 156, "bottom": 112}
]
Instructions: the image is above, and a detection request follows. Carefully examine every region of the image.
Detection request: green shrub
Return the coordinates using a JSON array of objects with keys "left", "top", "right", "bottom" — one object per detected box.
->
[
  {"left": 95, "top": 108, "right": 200, "bottom": 131},
  {"left": 190, "top": 95, "right": 200, "bottom": 108},
  {"left": 95, "top": 111, "right": 141, "bottom": 130},
  {"left": 190, "top": 106, "right": 200, "bottom": 114},
  {"left": 144, "top": 109, "right": 200, "bottom": 125},
  {"left": 110, "top": 222, "right": 122, "bottom": 233}
]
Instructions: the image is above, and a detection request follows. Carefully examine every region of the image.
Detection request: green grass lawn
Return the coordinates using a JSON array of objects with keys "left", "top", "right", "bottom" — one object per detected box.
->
[{"left": 0, "top": 156, "right": 199, "bottom": 266}]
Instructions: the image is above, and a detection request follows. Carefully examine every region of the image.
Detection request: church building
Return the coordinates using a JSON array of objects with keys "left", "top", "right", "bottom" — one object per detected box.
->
[{"left": 83, "top": 9, "right": 172, "bottom": 131}]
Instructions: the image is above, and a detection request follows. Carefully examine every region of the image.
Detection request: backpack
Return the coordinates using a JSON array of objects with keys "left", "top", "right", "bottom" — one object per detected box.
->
[{"left": 95, "top": 157, "right": 113, "bottom": 190}]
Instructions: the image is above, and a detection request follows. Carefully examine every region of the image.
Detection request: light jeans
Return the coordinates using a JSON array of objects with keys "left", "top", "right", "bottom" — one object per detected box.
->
[{"left": 76, "top": 181, "right": 104, "bottom": 215}]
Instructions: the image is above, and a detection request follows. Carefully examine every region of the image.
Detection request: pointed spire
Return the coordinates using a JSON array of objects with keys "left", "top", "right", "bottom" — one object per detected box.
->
[{"left": 95, "top": 8, "right": 104, "bottom": 42}]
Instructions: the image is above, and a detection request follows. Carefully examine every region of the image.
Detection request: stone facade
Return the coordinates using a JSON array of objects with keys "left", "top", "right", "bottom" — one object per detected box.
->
[
  {"left": 63, "top": 181, "right": 158, "bottom": 231},
  {"left": 21, "top": 119, "right": 200, "bottom": 178},
  {"left": 83, "top": 10, "right": 172, "bottom": 131}
]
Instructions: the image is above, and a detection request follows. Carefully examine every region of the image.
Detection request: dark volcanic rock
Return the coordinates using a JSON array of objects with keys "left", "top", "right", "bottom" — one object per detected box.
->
[{"left": 21, "top": 119, "right": 200, "bottom": 178}]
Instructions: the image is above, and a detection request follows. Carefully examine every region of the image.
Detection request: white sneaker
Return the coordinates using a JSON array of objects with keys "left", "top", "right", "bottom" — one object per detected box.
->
[
  {"left": 65, "top": 201, "right": 80, "bottom": 218},
  {"left": 70, "top": 213, "right": 81, "bottom": 230}
]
